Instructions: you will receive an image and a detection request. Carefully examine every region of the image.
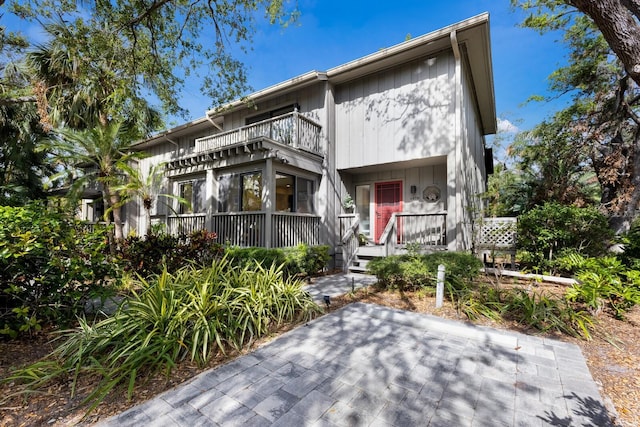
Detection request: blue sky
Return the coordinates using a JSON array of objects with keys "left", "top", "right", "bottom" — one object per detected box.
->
[
  {"left": 4, "top": 0, "right": 571, "bottom": 150},
  {"left": 176, "top": 0, "right": 571, "bottom": 141}
]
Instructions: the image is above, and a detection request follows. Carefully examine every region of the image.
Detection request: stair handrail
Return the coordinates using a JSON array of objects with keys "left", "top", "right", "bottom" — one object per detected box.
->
[
  {"left": 378, "top": 213, "right": 398, "bottom": 256},
  {"left": 341, "top": 214, "right": 360, "bottom": 273}
]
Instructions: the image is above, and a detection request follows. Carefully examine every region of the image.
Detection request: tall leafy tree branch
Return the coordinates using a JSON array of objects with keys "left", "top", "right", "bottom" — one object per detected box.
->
[{"left": 512, "top": 1, "right": 640, "bottom": 232}]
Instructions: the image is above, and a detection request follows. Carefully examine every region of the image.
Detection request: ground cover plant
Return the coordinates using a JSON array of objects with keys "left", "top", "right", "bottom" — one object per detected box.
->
[
  {"left": 367, "top": 250, "right": 640, "bottom": 340},
  {"left": 3, "top": 256, "right": 321, "bottom": 414}
]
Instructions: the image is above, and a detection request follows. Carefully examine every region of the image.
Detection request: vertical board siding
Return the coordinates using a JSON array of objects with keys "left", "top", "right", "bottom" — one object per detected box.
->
[{"left": 335, "top": 52, "right": 456, "bottom": 170}]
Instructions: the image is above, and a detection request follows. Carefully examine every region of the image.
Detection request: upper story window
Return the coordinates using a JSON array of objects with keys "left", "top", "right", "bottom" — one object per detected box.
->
[
  {"left": 245, "top": 104, "right": 299, "bottom": 125},
  {"left": 178, "top": 178, "right": 206, "bottom": 214}
]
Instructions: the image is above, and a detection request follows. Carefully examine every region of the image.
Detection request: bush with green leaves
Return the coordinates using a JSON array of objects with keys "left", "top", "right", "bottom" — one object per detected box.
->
[
  {"left": 619, "top": 216, "right": 640, "bottom": 266},
  {"left": 368, "top": 250, "right": 595, "bottom": 339},
  {"left": 517, "top": 202, "right": 612, "bottom": 271},
  {"left": 367, "top": 251, "right": 483, "bottom": 291},
  {"left": 116, "top": 230, "right": 224, "bottom": 276},
  {"left": 225, "top": 244, "right": 330, "bottom": 278},
  {"left": 5, "top": 257, "right": 320, "bottom": 412},
  {"left": 0, "top": 203, "right": 119, "bottom": 338}
]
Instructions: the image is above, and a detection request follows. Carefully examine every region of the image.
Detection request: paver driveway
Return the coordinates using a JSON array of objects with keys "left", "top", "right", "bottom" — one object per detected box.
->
[{"left": 97, "top": 302, "right": 612, "bottom": 426}]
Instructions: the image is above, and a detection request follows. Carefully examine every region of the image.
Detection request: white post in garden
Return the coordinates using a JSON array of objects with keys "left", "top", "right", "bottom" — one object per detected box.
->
[{"left": 436, "top": 264, "right": 445, "bottom": 308}]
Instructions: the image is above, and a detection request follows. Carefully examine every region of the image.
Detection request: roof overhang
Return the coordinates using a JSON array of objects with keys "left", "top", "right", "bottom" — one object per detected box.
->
[{"left": 131, "top": 116, "right": 220, "bottom": 150}]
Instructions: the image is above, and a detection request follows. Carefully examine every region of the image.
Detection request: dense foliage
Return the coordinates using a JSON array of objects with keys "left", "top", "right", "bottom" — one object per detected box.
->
[
  {"left": 367, "top": 251, "right": 483, "bottom": 291},
  {"left": 225, "top": 244, "right": 330, "bottom": 278},
  {"left": 517, "top": 202, "right": 612, "bottom": 271},
  {"left": 116, "top": 230, "right": 224, "bottom": 276},
  {"left": 0, "top": 203, "right": 119, "bottom": 338},
  {"left": 507, "top": 3, "right": 640, "bottom": 233},
  {"left": 5, "top": 258, "right": 320, "bottom": 412}
]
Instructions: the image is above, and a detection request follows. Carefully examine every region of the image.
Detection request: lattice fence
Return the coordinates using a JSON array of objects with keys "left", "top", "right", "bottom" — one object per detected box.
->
[{"left": 474, "top": 217, "right": 517, "bottom": 268}]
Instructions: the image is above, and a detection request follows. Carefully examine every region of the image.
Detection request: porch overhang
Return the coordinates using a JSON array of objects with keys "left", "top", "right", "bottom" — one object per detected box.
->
[{"left": 164, "top": 137, "right": 324, "bottom": 176}]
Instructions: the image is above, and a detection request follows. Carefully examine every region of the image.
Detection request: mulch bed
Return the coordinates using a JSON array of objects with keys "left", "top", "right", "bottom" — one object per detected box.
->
[{"left": 1, "top": 275, "right": 638, "bottom": 427}]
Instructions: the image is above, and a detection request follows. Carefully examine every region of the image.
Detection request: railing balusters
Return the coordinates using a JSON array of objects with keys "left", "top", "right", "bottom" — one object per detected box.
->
[{"left": 195, "top": 112, "right": 322, "bottom": 155}]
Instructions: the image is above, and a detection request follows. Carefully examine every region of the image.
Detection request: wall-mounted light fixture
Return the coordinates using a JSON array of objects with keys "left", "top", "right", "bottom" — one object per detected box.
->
[{"left": 410, "top": 185, "right": 417, "bottom": 195}]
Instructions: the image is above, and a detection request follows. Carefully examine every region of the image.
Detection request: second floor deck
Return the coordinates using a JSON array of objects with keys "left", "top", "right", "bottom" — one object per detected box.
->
[{"left": 195, "top": 111, "right": 323, "bottom": 157}]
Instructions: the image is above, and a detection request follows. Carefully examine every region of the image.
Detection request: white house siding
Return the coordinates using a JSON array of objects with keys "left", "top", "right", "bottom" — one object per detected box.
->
[
  {"left": 457, "top": 60, "right": 488, "bottom": 250},
  {"left": 334, "top": 52, "right": 456, "bottom": 170}
]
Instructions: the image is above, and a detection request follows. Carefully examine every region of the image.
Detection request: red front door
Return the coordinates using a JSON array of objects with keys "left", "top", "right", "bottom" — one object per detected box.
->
[{"left": 374, "top": 181, "right": 403, "bottom": 243}]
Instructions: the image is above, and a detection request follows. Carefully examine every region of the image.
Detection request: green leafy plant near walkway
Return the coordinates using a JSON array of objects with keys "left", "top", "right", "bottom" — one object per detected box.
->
[
  {"left": 4, "top": 257, "right": 321, "bottom": 413},
  {"left": 367, "top": 251, "right": 603, "bottom": 339},
  {"left": 0, "top": 203, "right": 119, "bottom": 338}
]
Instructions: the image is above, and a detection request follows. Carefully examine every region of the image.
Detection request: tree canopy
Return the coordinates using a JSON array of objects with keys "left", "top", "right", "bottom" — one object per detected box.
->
[
  {"left": 6, "top": 0, "right": 297, "bottom": 119},
  {"left": 507, "top": 1, "right": 640, "bottom": 232}
]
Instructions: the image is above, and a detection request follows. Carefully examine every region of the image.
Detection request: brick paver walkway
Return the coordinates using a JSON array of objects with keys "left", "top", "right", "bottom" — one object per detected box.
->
[{"left": 97, "top": 301, "right": 612, "bottom": 426}]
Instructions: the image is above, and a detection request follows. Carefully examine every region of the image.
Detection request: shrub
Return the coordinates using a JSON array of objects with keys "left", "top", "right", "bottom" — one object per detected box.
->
[
  {"left": 619, "top": 217, "right": 640, "bottom": 265},
  {"left": 225, "top": 244, "right": 330, "bottom": 278},
  {"left": 517, "top": 202, "right": 612, "bottom": 271},
  {"left": 116, "top": 230, "right": 223, "bottom": 276},
  {"left": 367, "top": 251, "right": 483, "bottom": 291},
  {"left": 5, "top": 257, "right": 320, "bottom": 412},
  {"left": 562, "top": 256, "right": 640, "bottom": 319},
  {"left": 0, "top": 203, "right": 119, "bottom": 338}
]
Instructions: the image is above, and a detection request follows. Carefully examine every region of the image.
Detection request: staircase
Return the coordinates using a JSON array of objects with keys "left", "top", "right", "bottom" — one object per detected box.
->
[{"left": 347, "top": 245, "right": 385, "bottom": 274}]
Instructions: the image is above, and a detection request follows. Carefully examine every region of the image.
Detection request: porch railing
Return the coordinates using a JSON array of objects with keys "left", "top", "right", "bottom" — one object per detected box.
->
[
  {"left": 164, "top": 212, "right": 321, "bottom": 248},
  {"left": 339, "top": 214, "right": 360, "bottom": 273},
  {"left": 272, "top": 213, "right": 321, "bottom": 247},
  {"left": 211, "top": 213, "right": 265, "bottom": 247},
  {"left": 380, "top": 212, "right": 447, "bottom": 255},
  {"left": 167, "top": 214, "right": 206, "bottom": 235},
  {"left": 195, "top": 112, "right": 323, "bottom": 155}
]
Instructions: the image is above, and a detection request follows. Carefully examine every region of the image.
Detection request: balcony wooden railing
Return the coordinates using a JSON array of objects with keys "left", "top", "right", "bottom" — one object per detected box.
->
[
  {"left": 211, "top": 212, "right": 265, "bottom": 247},
  {"left": 195, "top": 112, "right": 323, "bottom": 155},
  {"left": 380, "top": 212, "right": 447, "bottom": 255}
]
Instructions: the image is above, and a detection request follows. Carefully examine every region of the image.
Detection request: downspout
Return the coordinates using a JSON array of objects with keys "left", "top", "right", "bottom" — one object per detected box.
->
[{"left": 450, "top": 29, "right": 463, "bottom": 251}]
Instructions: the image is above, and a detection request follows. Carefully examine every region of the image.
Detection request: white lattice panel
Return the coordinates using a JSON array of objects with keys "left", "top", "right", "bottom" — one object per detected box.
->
[{"left": 476, "top": 218, "right": 517, "bottom": 248}]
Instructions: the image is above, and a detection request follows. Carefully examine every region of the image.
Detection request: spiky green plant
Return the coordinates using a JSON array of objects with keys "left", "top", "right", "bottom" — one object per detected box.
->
[{"left": 3, "top": 257, "right": 320, "bottom": 413}]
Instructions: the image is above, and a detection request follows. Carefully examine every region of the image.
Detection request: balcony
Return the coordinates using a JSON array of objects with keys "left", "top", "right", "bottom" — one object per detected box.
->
[{"left": 195, "top": 111, "right": 323, "bottom": 156}]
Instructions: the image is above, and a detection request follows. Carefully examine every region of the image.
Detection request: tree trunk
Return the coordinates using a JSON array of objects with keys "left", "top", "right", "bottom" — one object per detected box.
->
[
  {"left": 569, "top": 0, "right": 640, "bottom": 87},
  {"left": 109, "top": 191, "right": 124, "bottom": 240}
]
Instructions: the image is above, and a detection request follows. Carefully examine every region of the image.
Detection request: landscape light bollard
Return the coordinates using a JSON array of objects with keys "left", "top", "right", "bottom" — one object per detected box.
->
[
  {"left": 324, "top": 295, "right": 331, "bottom": 308},
  {"left": 436, "top": 264, "right": 445, "bottom": 308}
]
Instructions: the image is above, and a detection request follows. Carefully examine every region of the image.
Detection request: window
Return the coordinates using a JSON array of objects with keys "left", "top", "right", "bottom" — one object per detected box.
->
[
  {"left": 218, "top": 172, "right": 263, "bottom": 212},
  {"left": 245, "top": 104, "right": 299, "bottom": 125},
  {"left": 356, "top": 185, "right": 371, "bottom": 235},
  {"left": 276, "top": 174, "right": 295, "bottom": 212},
  {"left": 275, "top": 173, "right": 315, "bottom": 213},
  {"left": 296, "top": 177, "right": 314, "bottom": 213},
  {"left": 179, "top": 178, "right": 206, "bottom": 214}
]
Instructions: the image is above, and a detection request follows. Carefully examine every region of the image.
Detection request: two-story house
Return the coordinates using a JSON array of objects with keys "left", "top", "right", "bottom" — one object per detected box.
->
[{"left": 122, "top": 13, "right": 496, "bottom": 270}]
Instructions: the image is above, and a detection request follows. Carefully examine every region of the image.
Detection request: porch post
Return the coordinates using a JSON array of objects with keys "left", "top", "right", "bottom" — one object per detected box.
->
[
  {"left": 264, "top": 158, "right": 274, "bottom": 248},
  {"left": 206, "top": 168, "right": 215, "bottom": 232}
]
